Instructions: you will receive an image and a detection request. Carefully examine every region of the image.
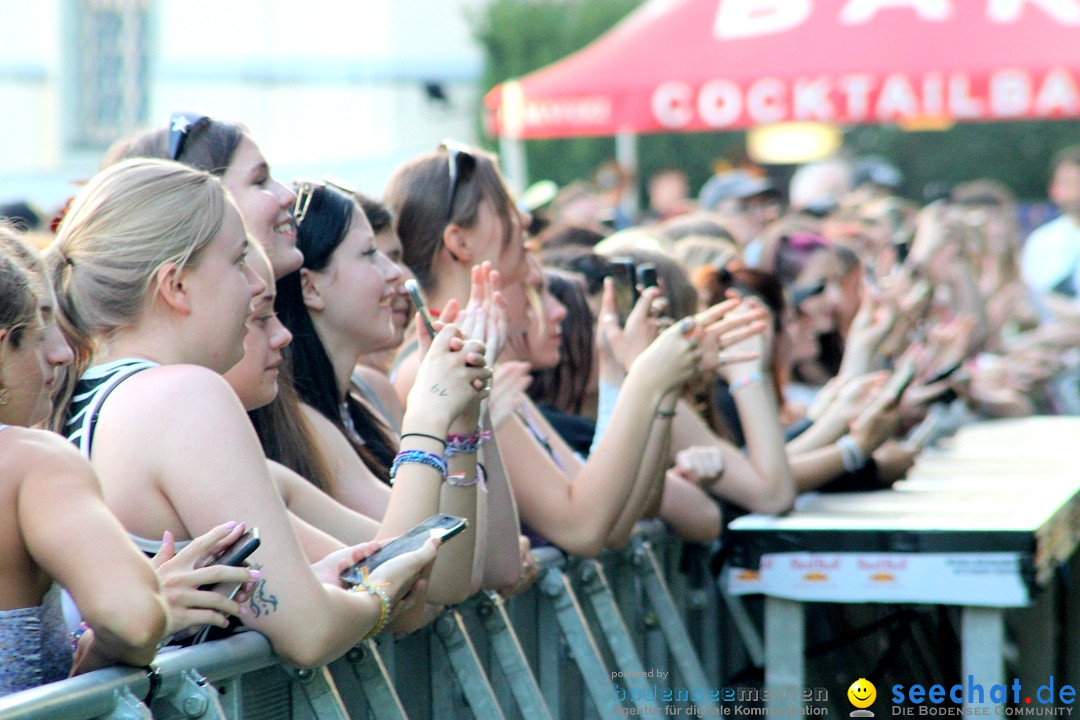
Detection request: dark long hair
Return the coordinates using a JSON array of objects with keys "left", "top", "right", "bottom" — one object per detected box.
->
[
  {"left": 111, "top": 117, "right": 245, "bottom": 176},
  {"left": 276, "top": 185, "right": 395, "bottom": 482},
  {"left": 527, "top": 269, "right": 593, "bottom": 414}
]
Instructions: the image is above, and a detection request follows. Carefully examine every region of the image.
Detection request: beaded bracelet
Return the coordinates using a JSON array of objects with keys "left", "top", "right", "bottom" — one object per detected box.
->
[
  {"left": 349, "top": 582, "right": 391, "bottom": 641},
  {"left": 446, "top": 430, "right": 491, "bottom": 458},
  {"left": 729, "top": 372, "right": 764, "bottom": 393},
  {"left": 446, "top": 462, "right": 487, "bottom": 488},
  {"left": 399, "top": 432, "right": 446, "bottom": 448},
  {"left": 389, "top": 449, "right": 447, "bottom": 485}
]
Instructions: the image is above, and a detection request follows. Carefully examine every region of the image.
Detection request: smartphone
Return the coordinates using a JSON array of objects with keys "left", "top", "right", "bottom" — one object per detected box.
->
[
  {"left": 340, "top": 514, "right": 467, "bottom": 587},
  {"left": 608, "top": 257, "right": 638, "bottom": 326},
  {"left": 923, "top": 360, "right": 962, "bottom": 386},
  {"left": 197, "top": 529, "right": 260, "bottom": 591},
  {"left": 882, "top": 360, "right": 916, "bottom": 405},
  {"left": 636, "top": 263, "right": 658, "bottom": 290},
  {"left": 404, "top": 279, "right": 437, "bottom": 339}
]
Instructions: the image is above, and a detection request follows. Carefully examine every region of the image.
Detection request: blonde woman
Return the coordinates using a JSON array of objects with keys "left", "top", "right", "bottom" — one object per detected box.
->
[{"left": 47, "top": 159, "right": 460, "bottom": 667}]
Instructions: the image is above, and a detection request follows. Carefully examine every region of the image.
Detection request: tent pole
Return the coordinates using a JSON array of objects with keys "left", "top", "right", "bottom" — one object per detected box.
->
[
  {"left": 499, "top": 136, "right": 528, "bottom": 197},
  {"left": 615, "top": 131, "right": 639, "bottom": 224}
]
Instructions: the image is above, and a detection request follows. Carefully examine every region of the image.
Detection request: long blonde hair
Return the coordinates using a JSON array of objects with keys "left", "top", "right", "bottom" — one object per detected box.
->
[{"left": 45, "top": 158, "right": 228, "bottom": 428}]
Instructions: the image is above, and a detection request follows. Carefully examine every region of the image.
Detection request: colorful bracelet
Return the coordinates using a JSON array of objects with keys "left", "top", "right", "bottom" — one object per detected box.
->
[
  {"left": 446, "top": 462, "right": 486, "bottom": 488},
  {"left": 350, "top": 582, "right": 391, "bottom": 641},
  {"left": 446, "top": 430, "right": 491, "bottom": 458},
  {"left": 399, "top": 432, "right": 446, "bottom": 448},
  {"left": 70, "top": 621, "right": 91, "bottom": 654},
  {"left": 389, "top": 449, "right": 447, "bottom": 484},
  {"left": 729, "top": 372, "right": 764, "bottom": 393}
]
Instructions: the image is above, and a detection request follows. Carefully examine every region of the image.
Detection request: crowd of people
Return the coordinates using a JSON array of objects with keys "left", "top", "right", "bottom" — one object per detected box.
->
[{"left": 1, "top": 110, "right": 1078, "bottom": 697}]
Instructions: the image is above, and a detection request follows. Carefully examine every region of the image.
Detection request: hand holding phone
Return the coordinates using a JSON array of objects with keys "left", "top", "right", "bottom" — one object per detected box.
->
[
  {"left": 404, "top": 279, "right": 438, "bottom": 339},
  {"left": 197, "top": 529, "right": 260, "bottom": 592},
  {"left": 608, "top": 257, "right": 638, "bottom": 326},
  {"left": 881, "top": 360, "right": 916, "bottom": 407},
  {"left": 340, "top": 514, "right": 467, "bottom": 587}
]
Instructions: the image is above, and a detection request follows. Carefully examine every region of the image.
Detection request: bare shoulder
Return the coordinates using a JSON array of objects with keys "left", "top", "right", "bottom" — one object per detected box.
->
[
  {"left": 0, "top": 427, "right": 100, "bottom": 496},
  {"left": 0, "top": 426, "right": 92, "bottom": 474}
]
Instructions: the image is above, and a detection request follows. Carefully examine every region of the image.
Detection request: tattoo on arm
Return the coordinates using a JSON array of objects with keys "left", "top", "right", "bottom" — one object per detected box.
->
[
  {"left": 430, "top": 384, "right": 448, "bottom": 397},
  {"left": 244, "top": 565, "right": 279, "bottom": 618}
]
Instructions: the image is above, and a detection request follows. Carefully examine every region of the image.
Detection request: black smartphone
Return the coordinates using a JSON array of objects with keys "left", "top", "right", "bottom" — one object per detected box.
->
[
  {"left": 198, "top": 529, "right": 260, "bottom": 591},
  {"left": 608, "top": 257, "right": 638, "bottom": 326},
  {"left": 340, "top": 514, "right": 467, "bottom": 587},
  {"left": 404, "top": 279, "right": 437, "bottom": 339},
  {"left": 636, "top": 263, "right": 658, "bottom": 290},
  {"left": 923, "top": 360, "right": 962, "bottom": 386}
]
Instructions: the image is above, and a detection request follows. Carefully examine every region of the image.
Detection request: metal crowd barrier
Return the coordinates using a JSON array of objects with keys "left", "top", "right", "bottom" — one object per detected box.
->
[{"left": 0, "top": 521, "right": 737, "bottom": 720}]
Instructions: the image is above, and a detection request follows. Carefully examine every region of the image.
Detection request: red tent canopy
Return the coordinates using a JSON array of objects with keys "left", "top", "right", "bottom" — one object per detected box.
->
[{"left": 485, "top": 0, "right": 1080, "bottom": 139}]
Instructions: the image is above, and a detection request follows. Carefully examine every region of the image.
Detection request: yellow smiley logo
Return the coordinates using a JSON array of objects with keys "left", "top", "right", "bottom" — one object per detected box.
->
[{"left": 848, "top": 678, "right": 876, "bottom": 709}]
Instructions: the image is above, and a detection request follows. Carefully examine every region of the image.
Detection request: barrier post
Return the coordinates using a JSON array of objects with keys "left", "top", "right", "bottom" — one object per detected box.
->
[
  {"left": 628, "top": 535, "right": 720, "bottom": 717},
  {"left": 576, "top": 559, "right": 663, "bottom": 715},
  {"left": 432, "top": 610, "right": 507, "bottom": 720},
  {"left": 339, "top": 641, "right": 409, "bottom": 720},
  {"left": 287, "top": 667, "right": 349, "bottom": 720},
  {"left": 473, "top": 591, "right": 555, "bottom": 720},
  {"left": 537, "top": 566, "right": 621, "bottom": 717}
]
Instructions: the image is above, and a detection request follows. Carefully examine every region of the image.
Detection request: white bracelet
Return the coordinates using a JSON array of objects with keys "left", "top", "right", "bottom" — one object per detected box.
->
[{"left": 837, "top": 434, "right": 867, "bottom": 473}]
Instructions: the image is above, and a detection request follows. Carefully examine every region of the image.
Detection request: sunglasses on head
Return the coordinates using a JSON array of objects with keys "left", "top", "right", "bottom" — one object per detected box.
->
[
  {"left": 292, "top": 176, "right": 361, "bottom": 225},
  {"left": 167, "top": 109, "right": 211, "bottom": 162},
  {"left": 440, "top": 140, "right": 477, "bottom": 222}
]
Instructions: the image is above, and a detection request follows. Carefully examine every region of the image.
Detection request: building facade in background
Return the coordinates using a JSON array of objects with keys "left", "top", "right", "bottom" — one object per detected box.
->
[{"left": 0, "top": 0, "right": 485, "bottom": 216}]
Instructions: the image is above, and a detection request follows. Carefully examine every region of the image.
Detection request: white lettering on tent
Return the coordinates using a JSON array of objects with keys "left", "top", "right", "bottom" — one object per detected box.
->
[
  {"left": 875, "top": 74, "right": 919, "bottom": 119},
  {"left": 747, "top": 78, "right": 787, "bottom": 122},
  {"left": 949, "top": 74, "right": 984, "bottom": 117},
  {"left": 922, "top": 73, "right": 944, "bottom": 115},
  {"left": 840, "top": 0, "right": 952, "bottom": 24},
  {"left": 1035, "top": 68, "right": 1080, "bottom": 115},
  {"left": 793, "top": 77, "right": 835, "bottom": 120},
  {"left": 989, "top": 70, "right": 1031, "bottom": 116},
  {"left": 652, "top": 81, "right": 695, "bottom": 128},
  {"left": 698, "top": 79, "right": 743, "bottom": 127},
  {"left": 837, "top": 74, "right": 874, "bottom": 120},
  {"left": 523, "top": 97, "right": 612, "bottom": 129},
  {"left": 988, "top": 0, "right": 1080, "bottom": 24},
  {"left": 714, "top": 0, "right": 811, "bottom": 39}
]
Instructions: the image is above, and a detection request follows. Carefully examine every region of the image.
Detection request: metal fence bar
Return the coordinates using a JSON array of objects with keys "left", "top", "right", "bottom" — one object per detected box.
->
[
  {"left": 536, "top": 566, "right": 621, "bottom": 718},
  {"left": 472, "top": 591, "right": 555, "bottom": 720},
  {"left": 628, "top": 535, "right": 720, "bottom": 717},
  {"left": 286, "top": 667, "right": 349, "bottom": 720},
  {"left": 575, "top": 559, "right": 662, "bottom": 715},
  {"left": 337, "top": 641, "right": 409, "bottom": 720},
  {"left": 0, "top": 527, "right": 723, "bottom": 720},
  {"left": 432, "top": 609, "right": 507, "bottom": 720}
]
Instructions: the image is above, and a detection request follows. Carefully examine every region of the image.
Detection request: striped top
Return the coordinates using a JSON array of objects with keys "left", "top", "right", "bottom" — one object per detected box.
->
[{"left": 64, "top": 358, "right": 158, "bottom": 457}]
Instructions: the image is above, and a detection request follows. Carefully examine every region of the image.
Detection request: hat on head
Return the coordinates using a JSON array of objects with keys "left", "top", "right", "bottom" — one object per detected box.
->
[
  {"left": 698, "top": 170, "right": 776, "bottom": 211},
  {"left": 852, "top": 155, "right": 903, "bottom": 190}
]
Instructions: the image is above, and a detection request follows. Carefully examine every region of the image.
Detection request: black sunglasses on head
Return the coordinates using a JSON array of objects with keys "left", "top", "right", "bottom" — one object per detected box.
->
[
  {"left": 167, "top": 109, "right": 211, "bottom": 162},
  {"left": 440, "top": 140, "right": 477, "bottom": 222}
]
